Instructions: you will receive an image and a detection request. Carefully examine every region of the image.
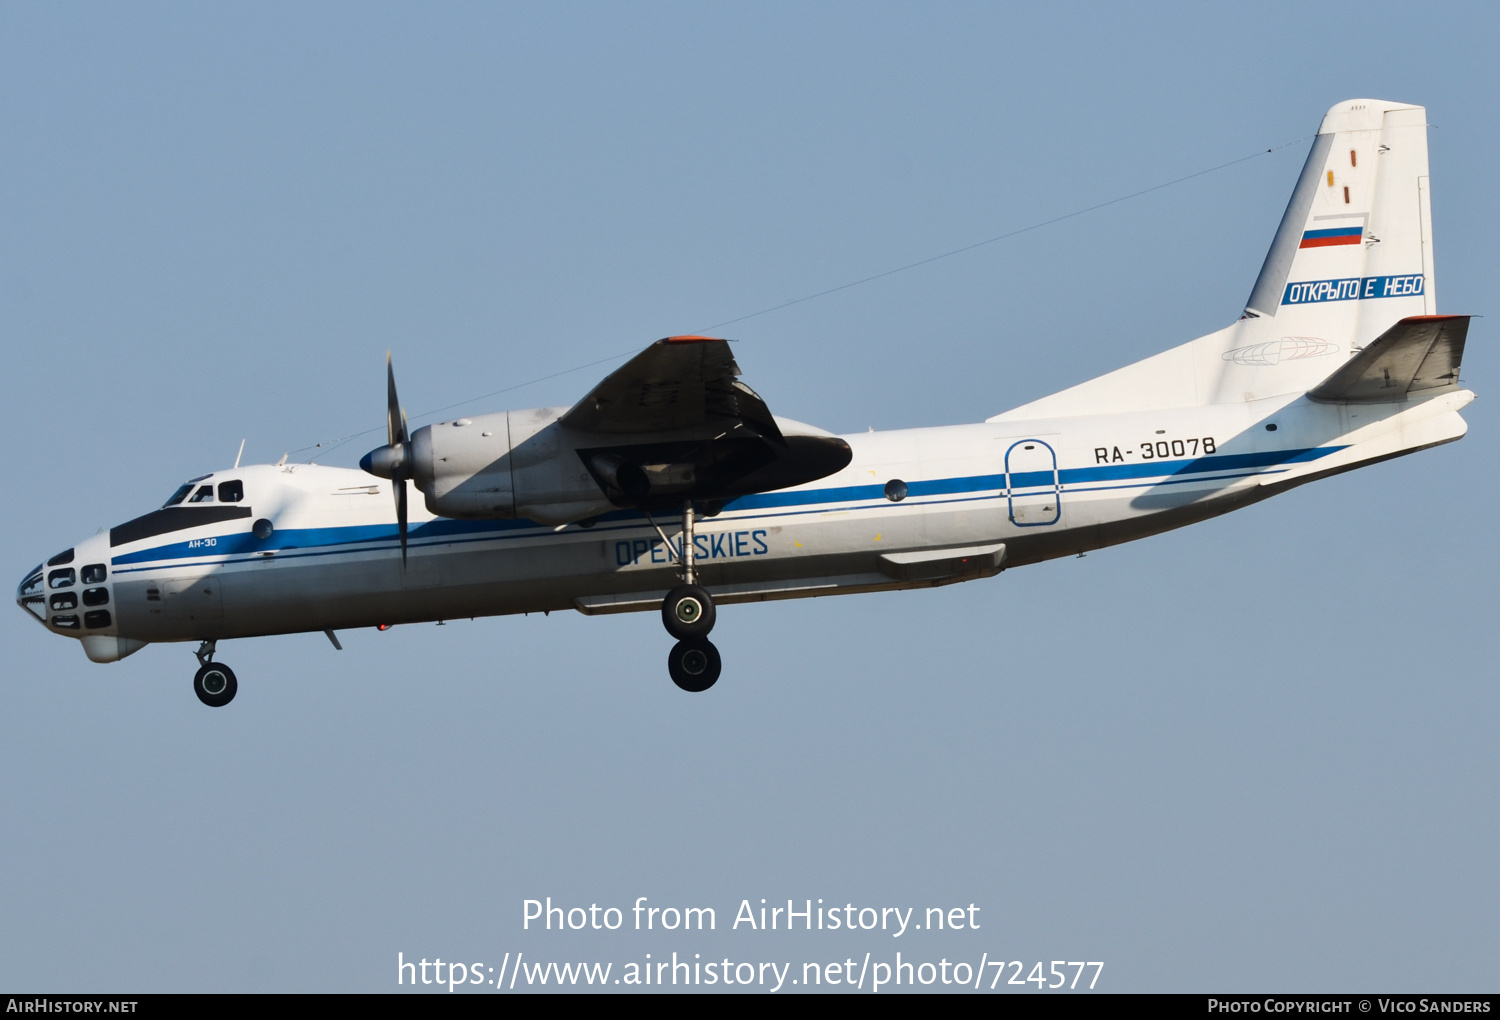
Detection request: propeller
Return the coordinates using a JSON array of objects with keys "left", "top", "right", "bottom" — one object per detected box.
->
[{"left": 359, "top": 353, "right": 411, "bottom": 566}]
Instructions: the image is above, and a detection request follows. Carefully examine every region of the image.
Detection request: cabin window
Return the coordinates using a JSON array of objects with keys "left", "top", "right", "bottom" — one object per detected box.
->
[
  {"left": 884, "top": 478, "right": 908, "bottom": 502},
  {"left": 48, "top": 568, "right": 76, "bottom": 589},
  {"left": 83, "top": 587, "right": 109, "bottom": 607},
  {"left": 218, "top": 479, "right": 244, "bottom": 502},
  {"left": 188, "top": 485, "right": 215, "bottom": 503},
  {"left": 81, "top": 563, "right": 106, "bottom": 584},
  {"left": 163, "top": 485, "right": 193, "bottom": 507}
]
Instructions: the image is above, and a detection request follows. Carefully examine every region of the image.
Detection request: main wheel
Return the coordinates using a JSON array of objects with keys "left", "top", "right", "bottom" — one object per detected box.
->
[
  {"left": 662, "top": 584, "right": 716, "bottom": 640},
  {"left": 194, "top": 662, "right": 238, "bottom": 707},
  {"left": 668, "top": 639, "right": 721, "bottom": 692}
]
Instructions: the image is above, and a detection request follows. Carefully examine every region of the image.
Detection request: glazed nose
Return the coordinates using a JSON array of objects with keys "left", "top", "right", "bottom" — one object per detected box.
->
[{"left": 17, "top": 563, "right": 46, "bottom": 622}]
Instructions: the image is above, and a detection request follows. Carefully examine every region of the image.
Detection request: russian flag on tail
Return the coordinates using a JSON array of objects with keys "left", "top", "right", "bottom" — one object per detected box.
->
[{"left": 1300, "top": 227, "right": 1363, "bottom": 248}]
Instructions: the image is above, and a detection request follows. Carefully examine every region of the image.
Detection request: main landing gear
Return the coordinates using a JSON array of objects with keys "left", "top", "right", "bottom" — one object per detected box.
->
[
  {"left": 667, "top": 638, "right": 721, "bottom": 693},
  {"left": 651, "top": 500, "right": 721, "bottom": 692},
  {"left": 192, "top": 639, "right": 237, "bottom": 708}
]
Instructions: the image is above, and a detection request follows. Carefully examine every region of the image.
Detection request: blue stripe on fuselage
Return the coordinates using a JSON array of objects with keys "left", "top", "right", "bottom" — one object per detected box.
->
[
  {"left": 111, "top": 445, "right": 1344, "bottom": 568},
  {"left": 723, "top": 446, "right": 1341, "bottom": 510},
  {"left": 110, "top": 515, "right": 545, "bottom": 566}
]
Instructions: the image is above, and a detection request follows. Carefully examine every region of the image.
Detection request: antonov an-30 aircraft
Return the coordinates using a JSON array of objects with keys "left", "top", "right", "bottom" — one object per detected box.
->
[{"left": 18, "top": 99, "right": 1474, "bottom": 706}]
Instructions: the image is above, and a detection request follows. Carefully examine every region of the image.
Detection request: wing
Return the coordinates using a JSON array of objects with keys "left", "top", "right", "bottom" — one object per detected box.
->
[
  {"left": 559, "top": 336, "right": 783, "bottom": 442},
  {"left": 1309, "top": 315, "right": 1470, "bottom": 403}
]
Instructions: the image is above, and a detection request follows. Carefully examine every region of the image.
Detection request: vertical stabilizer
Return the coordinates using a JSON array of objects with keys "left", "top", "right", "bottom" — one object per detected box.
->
[
  {"left": 1210, "top": 99, "right": 1436, "bottom": 404},
  {"left": 991, "top": 99, "right": 1438, "bottom": 422},
  {"left": 1244, "top": 99, "right": 1434, "bottom": 326},
  {"left": 1244, "top": 133, "right": 1336, "bottom": 317}
]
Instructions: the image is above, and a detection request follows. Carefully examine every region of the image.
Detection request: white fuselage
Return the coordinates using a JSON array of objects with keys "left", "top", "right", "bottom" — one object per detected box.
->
[{"left": 19, "top": 386, "right": 1471, "bottom": 662}]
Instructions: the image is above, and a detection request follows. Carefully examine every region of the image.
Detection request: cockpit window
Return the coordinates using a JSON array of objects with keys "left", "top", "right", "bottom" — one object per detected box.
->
[
  {"left": 48, "top": 568, "right": 76, "bottom": 589},
  {"left": 217, "top": 480, "right": 243, "bottom": 503},
  {"left": 163, "top": 485, "right": 193, "bottom": 507},
  {"left": 188, "top": 485, "right": 215, "bottom": 503}
]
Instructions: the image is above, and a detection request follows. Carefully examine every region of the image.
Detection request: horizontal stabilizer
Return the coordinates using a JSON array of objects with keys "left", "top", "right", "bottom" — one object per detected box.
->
[{"left": 1308, "top": 315, "right": 1469, "bottom": 403}]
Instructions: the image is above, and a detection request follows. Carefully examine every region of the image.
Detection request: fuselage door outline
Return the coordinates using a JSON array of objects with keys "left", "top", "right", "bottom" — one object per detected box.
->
[{"left": 1005, "top": 439, "right": 1062, "bottom": 527}]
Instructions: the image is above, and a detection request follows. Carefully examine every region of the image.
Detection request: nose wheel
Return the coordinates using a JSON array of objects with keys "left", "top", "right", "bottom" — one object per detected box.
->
[{"left": 192, "top": 640, "right": 237, "bottom": 707}]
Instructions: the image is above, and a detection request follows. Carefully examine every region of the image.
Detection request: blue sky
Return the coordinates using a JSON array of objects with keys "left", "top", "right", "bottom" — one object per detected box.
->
[{"left": 2, "top": 2, "right": 1496, "bottom": 991}]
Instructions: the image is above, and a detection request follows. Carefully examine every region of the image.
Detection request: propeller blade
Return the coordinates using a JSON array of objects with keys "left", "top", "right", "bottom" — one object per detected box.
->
[
  {"left": 364, "top": 353, "right": 412, "bottom": 569},
  {"left": 395, "top": 477, "right": 408, "bottom": 567},
  {"left": 386, "top": 353, "right": 408, "bottom": 448}
]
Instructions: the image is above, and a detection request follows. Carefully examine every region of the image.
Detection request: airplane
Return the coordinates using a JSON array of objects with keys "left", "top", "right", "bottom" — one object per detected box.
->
[{"left": 17, "top": 98, "right": 1474, "bottom": 706}]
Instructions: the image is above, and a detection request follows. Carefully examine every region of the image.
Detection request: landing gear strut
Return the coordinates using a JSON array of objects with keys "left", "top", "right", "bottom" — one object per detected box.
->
[
  {"left": 192, "top": 639, "right": 237, "bottom": 707},
  {"left": 655, "top": 500, "right": 721, "bottom": 691}
]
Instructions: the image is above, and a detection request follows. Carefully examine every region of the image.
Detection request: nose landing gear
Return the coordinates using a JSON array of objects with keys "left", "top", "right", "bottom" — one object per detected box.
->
[
  {"left": 192, "top": 640, "right": 237, "bottom": 707},
  {"left": 655, "top": 500, "right": 721, "bottom": 692}
]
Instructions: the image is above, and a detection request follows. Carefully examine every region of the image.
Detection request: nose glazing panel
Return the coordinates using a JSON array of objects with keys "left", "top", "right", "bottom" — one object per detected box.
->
[{"left": 16, "top": 565, "right": 46, "bottom": 622}]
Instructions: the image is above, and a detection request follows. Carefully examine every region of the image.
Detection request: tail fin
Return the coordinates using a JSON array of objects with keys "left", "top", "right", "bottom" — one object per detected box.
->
[
  {"left": 1244, "top": 100, "right": 1435, "bottom": 324},
  {"left": 993, "top": 99, "right": 1439, "bottom": 421}
]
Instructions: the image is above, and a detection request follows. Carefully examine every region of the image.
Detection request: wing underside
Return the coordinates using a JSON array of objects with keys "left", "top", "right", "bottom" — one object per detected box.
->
[
  {"left": 560, "top": 336, "right": 782, "bottom": 441},
  {"left": 558, "top": 336, "right": 848, "bottom": 509}
]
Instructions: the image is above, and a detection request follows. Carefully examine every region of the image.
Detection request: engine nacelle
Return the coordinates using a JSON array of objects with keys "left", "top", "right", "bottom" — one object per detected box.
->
[
  {"left": 409, "top": 406, "right": 853, "bottom": 526},
  {"left": 411, "top": 406, "right": 618, "bottom": 525}
]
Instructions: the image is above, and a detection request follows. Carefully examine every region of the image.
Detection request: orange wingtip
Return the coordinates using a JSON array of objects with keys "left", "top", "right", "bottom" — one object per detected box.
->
[{"left": 662, "top": 334, "right": 722, "bottom": 343}]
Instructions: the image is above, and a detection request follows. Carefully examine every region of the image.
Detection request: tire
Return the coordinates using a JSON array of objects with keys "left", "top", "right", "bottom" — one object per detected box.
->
[
  {"left": 194, "top": 662, "right": 238, "bottom": 707},
  {"left": 661, "top": 584, "right": 716, "bottom": 640},
  {"left": 668, "top": 639, "right": 721, "bottom": 693}
]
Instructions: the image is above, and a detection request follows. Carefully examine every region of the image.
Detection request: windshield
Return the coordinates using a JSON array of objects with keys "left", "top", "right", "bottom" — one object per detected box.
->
[{"left": 162, "top": 484, "right": 192, "bottom": 507}]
